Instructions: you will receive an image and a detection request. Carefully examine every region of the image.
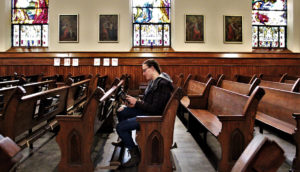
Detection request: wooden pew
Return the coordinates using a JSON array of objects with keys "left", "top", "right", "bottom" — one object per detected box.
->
[
  {"left": 0, "top": 80, "right": 20, "bottom": 88},
  {"left": 255, "top": 86, "right": 300, "bottom": 171},
  {"left": 231, "top": 136, "right": 285, "bottom": 172},
  {"left": 195, "top": 73, "right": 212, "bottom": 83},
  {"left": 0, "top": 85, "right": 69, "bottom": 148},
  {"left": 279, "top": 73, "right": 300, "bottom": 84},
  {"left": 97, "top": 75, "right": 108, "bottom": 90},
  {"left": 258, "top": 73, "right": 285, "bottom": 82},
  {"left": 0, "top": 75, "right": 15, "bottom": 82},
  {"left": 0, "top": 134, "right": 23, "bottom": 172},
  {"left": 66, "top": 77, "right": 93, "bottom": 113},
  {"left": 173, "top": 73, "right": 184, "bottom": 87},
  {"left": 234, "top": 74, "right": 257, "bottom": 84},
  {"left": 177, "top": 74, "right": 214, "bottom": 126},
  {"left": 23, "top": 73, "right": 43, "bottom": 83},
  {"left": 136, "top": 87, "right": 184, "bottom": 172},
  {"left": 187, "top": 86, "right": 265, "bottom": 172},
  {"left": 0, "top": 80, "right": 58, "bottom": 117},
  {"left": 217, "top": 74, "right": 260, "bottom": 96},
  {"left": 259, "top": 78, "right": 300, "bottom": 92},
  {"left": 56, "top": 77, "right": 126, "bottom": 172}
]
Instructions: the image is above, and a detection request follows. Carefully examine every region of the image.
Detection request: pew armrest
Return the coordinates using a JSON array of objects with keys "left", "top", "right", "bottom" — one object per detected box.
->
[
  {"left": 136, "top": 115, "right": 163, "bottom": 122},
  {"left": 218, "top": 114, "right": 245, "bottom": 121},
  {"left": 187, "top": 94, "right": 206, "bottom": 109}
]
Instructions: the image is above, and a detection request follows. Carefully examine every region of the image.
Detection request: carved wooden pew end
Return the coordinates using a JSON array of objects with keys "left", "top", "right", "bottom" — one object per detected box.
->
[{"left": 0, "top": 135, "right": 23, "bottom": 172}]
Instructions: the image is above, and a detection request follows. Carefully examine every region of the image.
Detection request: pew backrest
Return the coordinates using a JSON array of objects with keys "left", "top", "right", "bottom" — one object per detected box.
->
[
  {"left": 217, "top": 74, "right": 260, "bottom": 96},
  {"left": 260, "top": 79, "right": 300, "bottom": 92},
  {"left": 0, "top": 86, "right": 69, "bottom": 140},
  {"left": 257, "top": 86, "right": 300, "bottom": 130}
]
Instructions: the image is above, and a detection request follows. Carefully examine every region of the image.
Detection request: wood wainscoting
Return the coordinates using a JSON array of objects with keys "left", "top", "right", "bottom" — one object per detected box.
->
[{"left": 0, "top": 52, "right": 300, "bottom": 89}]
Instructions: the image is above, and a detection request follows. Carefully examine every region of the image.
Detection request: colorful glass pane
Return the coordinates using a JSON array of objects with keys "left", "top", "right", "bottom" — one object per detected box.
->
[
  {"left": 252, "top": 26, "right": 258, "bottom": 47},
  {"left": 42, "top": 25, "right": 48, "bottom": 47},
  {"left": 134, "top": 24, "right": 140, "bottom": 46},
  {"left": 133, "top": 7, "right": 170, "bottom": 23},
  {"left": 13, "top": 0, "right": 49, "bottom": 8},
  {"left": 252, "top": 0, "right": 286, "bottom": 10},
  {"left": 12, "top": 8, "right": 48, "bottom": 24},
  {"left": 140, "top": 24, "right": 163, "bottom": 46},
  {"left": 20, "top": 25, "right": 42, "bottom": 47},
  {"left": 133, "top": 0, "right": 171, "bottom": 8},
  {"left": 258, "top": 26, "right": 279, "bottom": 47},
  {"left": 279, "top": 26, "right": 285, "bottom": 48},
  {"left": 13, "top": 25, "right": 20, "bottom": 46},
  {"left": 164, "top": 24, "right": 170, "bottom": 46},
  {"left": 252, "top": 10, "right": 286, "bottom": 25}
]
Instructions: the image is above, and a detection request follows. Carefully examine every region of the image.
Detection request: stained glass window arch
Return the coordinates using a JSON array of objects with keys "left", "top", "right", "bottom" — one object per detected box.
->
[
  {"left": 252, "top": 0, "right": 287, "bottom": 48},
  {"left": 12, "top": 0, "right": 49, "bottom": 47},
  {"left": 132, "top": 0, "right": 171, "bottom": 47}
]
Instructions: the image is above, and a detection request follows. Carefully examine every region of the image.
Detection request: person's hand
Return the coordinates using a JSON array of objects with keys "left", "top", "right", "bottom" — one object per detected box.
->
[
  {"left": 117, "top": 105, "right": 126, "bottom": 112},
  {"left": 126, "top": 95, "right": 137, "bottom": 108}
]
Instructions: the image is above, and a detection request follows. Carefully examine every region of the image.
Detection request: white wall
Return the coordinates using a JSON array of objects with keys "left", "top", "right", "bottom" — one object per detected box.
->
[
  {"left": 288, "top": 0, "right": 300, "bottom": 53},
  {"left": 0, "top": 0, "right": 11, "bottom": 52},
  {"left": 49, "top": 0, "right": 131, "bottom": 51},
  {"left": 0, "top": 0, "right": 299, "bottom": 52},
  {"left": 172, "top": 0, "right": 252, "bottom": 52}
]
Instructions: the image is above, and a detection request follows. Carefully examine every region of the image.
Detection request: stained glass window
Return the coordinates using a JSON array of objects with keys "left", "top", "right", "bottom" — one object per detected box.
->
[
  {"left": 12, "top": 0, "right": 49, "bottom": 47},
  {"left": 132, "top": 0, "right": 171, "bottom": 47},
  {"left": 252, "top": 0, "right": 287, "bottom": 48}
]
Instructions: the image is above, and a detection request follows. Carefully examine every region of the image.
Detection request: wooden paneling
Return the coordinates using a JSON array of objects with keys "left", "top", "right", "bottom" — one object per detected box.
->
[{"left": 0, "top": 52, "right": 300, "bottom": 89}]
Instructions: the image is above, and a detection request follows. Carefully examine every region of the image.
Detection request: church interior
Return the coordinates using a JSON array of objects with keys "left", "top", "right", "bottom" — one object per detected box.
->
[{"left": 0, "top": 0, "right": 300, "bottom": 171}]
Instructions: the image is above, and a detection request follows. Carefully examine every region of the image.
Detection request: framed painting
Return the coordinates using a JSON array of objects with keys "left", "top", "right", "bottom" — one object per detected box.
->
[
  {"left": 59, "top": 14, "right": 79, "bottom": 42},
  {"left": 185, "top": 14, "right": 204, "bottom": 43},
  {"left": 99, "top": 14, "right": 119, "bottom": 42},
  {"left": 223, "top": 15, "right": 243, "bottom": 43}
]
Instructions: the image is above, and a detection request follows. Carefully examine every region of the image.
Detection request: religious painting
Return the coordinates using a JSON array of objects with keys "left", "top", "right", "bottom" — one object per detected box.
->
[
  {"left": 224, "top": 15, "right": 243, "bottom": 43},
  {"left": 59, "top": 15, "right": 79, "bottom": 42},
  {"left": 185, "top": 14, "right": 204, "bottom": 43},
  {"left": 99, "top": 14, "right": 119, "bottom": 42}
]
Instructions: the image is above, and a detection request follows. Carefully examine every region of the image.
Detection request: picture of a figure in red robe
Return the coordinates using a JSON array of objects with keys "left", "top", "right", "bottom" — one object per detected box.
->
[
  {"left": 185, "top": 15, "right": 204, "bottom": 42},
  {"left": 224, "top": 16, "right": 243, "bottom": 43}
]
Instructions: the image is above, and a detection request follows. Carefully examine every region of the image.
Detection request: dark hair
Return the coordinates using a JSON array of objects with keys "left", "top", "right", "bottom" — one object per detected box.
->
[{"left": 143, "top": 59, "right": 161, "bottom": 74}]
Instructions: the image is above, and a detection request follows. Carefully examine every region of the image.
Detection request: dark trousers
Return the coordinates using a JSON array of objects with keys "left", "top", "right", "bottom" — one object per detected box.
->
[{"left": 116, "top": 107, "right": 145, "bottom": 150}]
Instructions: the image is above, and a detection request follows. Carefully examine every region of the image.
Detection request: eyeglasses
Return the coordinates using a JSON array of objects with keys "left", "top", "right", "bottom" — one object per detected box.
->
[{"left": 142, "top": 67, "right": 150, "bottom": 73}]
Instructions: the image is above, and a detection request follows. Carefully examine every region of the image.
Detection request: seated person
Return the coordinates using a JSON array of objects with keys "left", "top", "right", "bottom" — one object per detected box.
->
[{"left": 112, "top": 59, "right": 173, "bottom": 167}]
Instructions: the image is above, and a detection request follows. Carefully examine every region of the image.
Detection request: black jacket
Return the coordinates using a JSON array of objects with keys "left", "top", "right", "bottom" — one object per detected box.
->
[{"left": 135, "top": 73, "right": 173, "bottom": 115}]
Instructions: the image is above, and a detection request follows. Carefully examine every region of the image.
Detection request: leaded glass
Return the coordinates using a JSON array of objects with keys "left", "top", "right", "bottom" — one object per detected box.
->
[
  {"left": 164, "top": 24, "right": 170, "bottom": 46},
  {"left": 12, "top": 0, "right": 48, "bottom": 47},
  {"left": 13, "top": 25, "right": 20, "bottom": 46},
  {"left": 20, "top": 25, "right": 42, "bottom": 46},
  {"left": 133, "top": 0, "right": 170, "bottom": 8},
  {"left": 133, "top": 7, "right": 170, "bottom": 23},
  {"left": 279, "top": 26, "right": 285, "bottom": 48},
  {"left": 252, "top": 10, "right": 286, "bottom": 25},
  {"left": 252, "top": 26, "right": 258, "bottom": 47},
  {"left": 134, "top": 24, "right": 140, "bottom": 46},
  {"left": 140, "top": 24, "right": 163, "bottom": 46},
  {"left": 258, "top": 26, "right": 279, "bottom": 47},
  {"left": 12, "top": 0, "right": 49, "bottom": 8},
  {"left": 252, "top": 0, "right": 287, "bottom": 48},
  {"left": 42, "top": 25, "right": 48, "bottom": 46},
  {"left": 12, "top": 9, "right": 48, "bottom": 24},
  {"left": 132, "top": 0, "right": 171, "bottom": 47},
  {"left": 252, "top": 0, "right": 286, "bottom": 10}
]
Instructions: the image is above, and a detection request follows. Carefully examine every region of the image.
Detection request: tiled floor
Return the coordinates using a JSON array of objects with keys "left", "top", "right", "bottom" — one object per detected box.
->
[{"left": 15, "top": 117, "right": 294, "bottom": 172}]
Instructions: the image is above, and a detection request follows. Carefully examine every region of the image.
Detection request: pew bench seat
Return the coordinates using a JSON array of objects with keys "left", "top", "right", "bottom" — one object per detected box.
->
[
  {"left": 188, "top": 109, "right": 221, "bottom": 137},
  {"left": 256, "top": 111, "right": 295, "bottom": 135}
]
